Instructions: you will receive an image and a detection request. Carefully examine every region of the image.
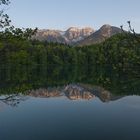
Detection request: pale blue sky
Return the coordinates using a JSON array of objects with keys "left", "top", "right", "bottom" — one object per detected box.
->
[{"left": 6, "top": 0, "right": 140, "bottom": 32}]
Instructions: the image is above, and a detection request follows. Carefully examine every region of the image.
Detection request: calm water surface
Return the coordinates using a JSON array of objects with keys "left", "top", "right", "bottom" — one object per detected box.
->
[
  {"left": 0, "top": 93, "right": 140, "bottom": 140},
  {"left": 0, "top": 66, "right": 140, "bottom": 140}
]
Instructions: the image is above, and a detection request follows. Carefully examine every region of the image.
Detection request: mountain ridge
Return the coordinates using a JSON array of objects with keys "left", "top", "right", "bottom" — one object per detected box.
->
[
  {"left": 33, "top": 24, "right": 122, "bottom": 46},
  {"left": 33, "top": 27, "right": 94, "bottom": 45},
  {"left": 76, "top": 24, "right": 122, "bottom": 46}
]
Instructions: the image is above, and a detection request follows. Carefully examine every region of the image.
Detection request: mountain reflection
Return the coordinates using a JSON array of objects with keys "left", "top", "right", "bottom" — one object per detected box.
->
[
  {"left": 28, "top": 84, "right": 95, "bottom": 100},
  {"left": 28, "top": 84, "right": 124, "bottom": 102},
  {"left": 0, "top": 84, "right": 126, "bottom": 107},
  {"left": 0, "top": 65, "right": 140, "bottom": 108}
]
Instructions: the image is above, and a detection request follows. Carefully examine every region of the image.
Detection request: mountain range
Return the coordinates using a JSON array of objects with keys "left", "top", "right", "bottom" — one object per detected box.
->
[
  {"left": 33, "top": 27, "right": 94, "bottom": 44},
  {"left": 33, "top": 24, "right": 122, "bottom": 46}
]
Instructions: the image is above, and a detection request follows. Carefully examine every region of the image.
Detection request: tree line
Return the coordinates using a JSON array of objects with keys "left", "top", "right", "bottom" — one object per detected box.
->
[{"left": 0, "top": 0, "right": 140, "bottom": 72}]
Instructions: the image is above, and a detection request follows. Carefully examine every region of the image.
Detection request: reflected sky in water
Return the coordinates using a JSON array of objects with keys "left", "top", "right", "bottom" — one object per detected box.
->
[
  {"left": 0, "top": 91, "right": 140, "bottom": 140},
  {"left": 0, "top": 66, "right": 140, "bottom": 140}
]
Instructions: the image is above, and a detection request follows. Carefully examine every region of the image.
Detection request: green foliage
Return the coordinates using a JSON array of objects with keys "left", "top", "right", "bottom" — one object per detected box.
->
[
  {"left": 0, "top": 0, "right": 139, "bottom": 73},
  {"left": 0, "top": 31, "right": 140, "bottom": 71},
  {"left": 0, "top": 1, "right": 139, "bottom": 96},
  {"left": 0, "top": 27, "right": 140, "bottom": 95},
  {"left": 0, "top": 64, "right": 140, "bottom": 96},
  {"left": 97, "top": 33, "right": 140, "bottom": 68}
]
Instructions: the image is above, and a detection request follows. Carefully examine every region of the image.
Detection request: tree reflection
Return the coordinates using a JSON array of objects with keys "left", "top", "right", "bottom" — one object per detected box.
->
[
  {"left": 0, "top": 94, "right": 28, "bottom": 107},
  {"left": 0, "top": 64, "right": 140, "bottom": 103}
]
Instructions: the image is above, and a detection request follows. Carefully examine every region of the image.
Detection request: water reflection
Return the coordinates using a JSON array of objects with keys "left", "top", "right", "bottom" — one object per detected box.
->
[
  {"left": 0, "top": 66, "right": 140, "bottom": 140},
  {"left": 0, "top": 65, "right": 140, "bottom": 95},
  {"left": 0, "top": 65, "right": 140, "bottom": 107},
  {"left": 28, "top": 84, "right": 96, "bottom": 100},
  {"left": 0, "top": 83, "right": 127, "bottom": 108},
  {"left": 0, "top": 94, "right": 28, "bottom": 107}
]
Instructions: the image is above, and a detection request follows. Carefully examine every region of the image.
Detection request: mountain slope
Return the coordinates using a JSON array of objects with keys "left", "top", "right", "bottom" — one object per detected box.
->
[
  {"left": 76, "top": 24, "right": 122, "bottom": 46},
  {"left": 33, "top": 29, "right": 67, "bottom": 44},
  {"left": 33, "top": 27, "right": 94, "bottom": 45}
]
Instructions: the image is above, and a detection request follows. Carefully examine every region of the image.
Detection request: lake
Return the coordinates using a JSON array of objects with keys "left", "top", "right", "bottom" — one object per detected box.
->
[{"left": 0, "top": 65, "right": 140, "bottom": 140}]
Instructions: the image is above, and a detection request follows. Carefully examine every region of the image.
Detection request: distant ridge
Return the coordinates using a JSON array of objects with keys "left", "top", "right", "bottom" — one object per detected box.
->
[
  {"left": 33, "top": 27, "right": 94, "bottom": 45},
  {"left": 76, "top": 24, "right": 122, "bottom": 46},
  {"left": 33, "top": 24, "right": 122, "bottom": 46}
]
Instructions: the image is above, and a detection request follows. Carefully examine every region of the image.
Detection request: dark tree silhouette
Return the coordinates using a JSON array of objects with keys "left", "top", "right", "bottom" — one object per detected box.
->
[
  {"left": 127, "top": 21, "right": 136, "bottom": 35},
  {"left": 0, "top": 0, "right": 10, "bottom": 5},
  {"left": 0, "top": 0, "right": 11, "bottom": 29},
  {"left": 0, "top": 94, "right": 28, "bottom": 107},
  {"left": 120, "top": 25, "right": 125, "bottom": 33}
]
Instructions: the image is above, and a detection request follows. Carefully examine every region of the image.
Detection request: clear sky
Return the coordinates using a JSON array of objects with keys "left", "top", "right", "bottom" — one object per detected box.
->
[{"left": 6, "top": 0, "right": 140, "bottom": 32}]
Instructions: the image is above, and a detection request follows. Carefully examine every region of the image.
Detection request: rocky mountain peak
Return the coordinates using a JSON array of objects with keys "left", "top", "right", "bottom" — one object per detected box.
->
[
  {"left": 33, "top": 27, "right": 94, "bottom": 44},
  {"left": 76, "top": 24, "right": 122, "bottom": 46},
  {"left": 67, "top": 27, "right": 80, "bottom": 31},
  {"left": 33, "top": 24, "right": 122, "bottom": 46},
  {"left": 65, "top": 27, "right": 94, "bottom": 42},
  {"left": 100, "top": 24, "right": 112, "bottom": 29}
]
